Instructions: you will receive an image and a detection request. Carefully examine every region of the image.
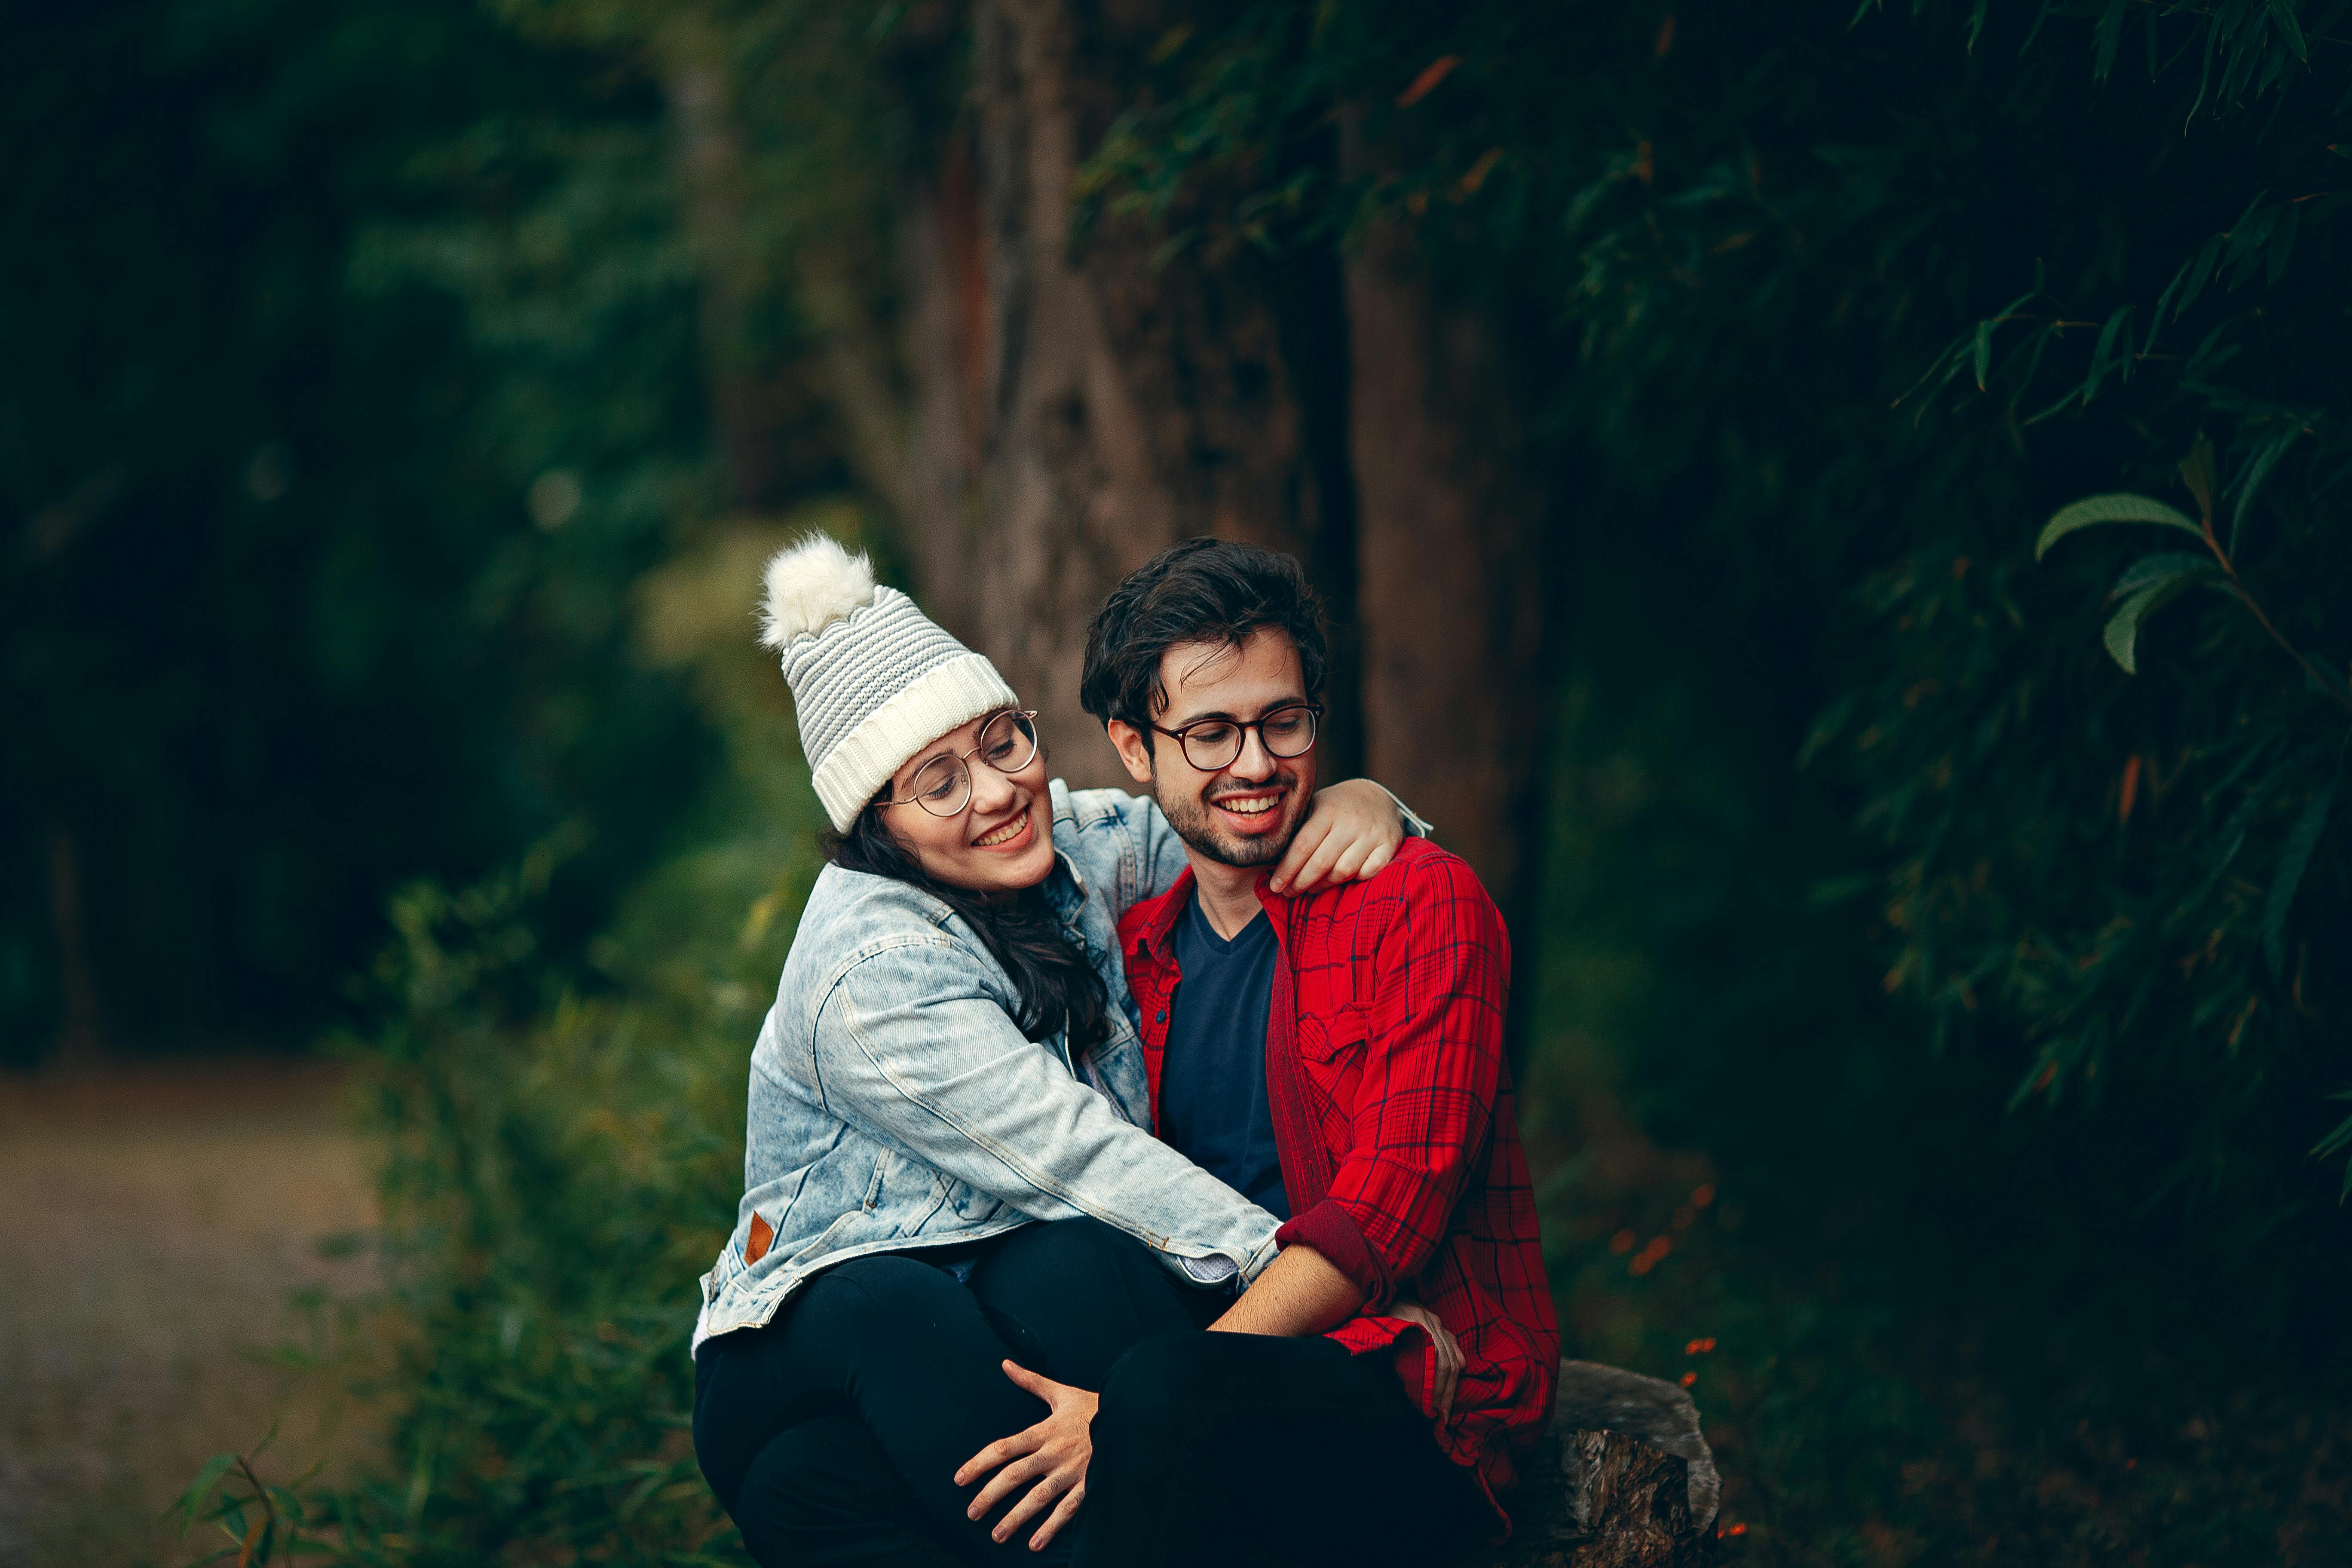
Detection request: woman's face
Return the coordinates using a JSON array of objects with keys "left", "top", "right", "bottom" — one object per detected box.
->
[{"left": 881, "top": 708, "right": 1057, "bottom": 894}]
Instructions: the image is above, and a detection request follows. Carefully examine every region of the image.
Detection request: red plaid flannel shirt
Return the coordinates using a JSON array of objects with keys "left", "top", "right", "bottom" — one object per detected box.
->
[{"left": 1120, "top": 838, "right": 1559, "bottom": 1523}]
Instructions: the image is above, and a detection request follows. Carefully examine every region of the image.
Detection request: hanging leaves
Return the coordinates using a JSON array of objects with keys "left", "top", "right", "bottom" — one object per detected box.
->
[
  {"left": 2266, "top": 0, "right": 2311, "bottom": 63},
  {"left": 2102, "top": 573, "right": 2197, "bottom": 674},
  {"left": 2264, "top": 779, "right": 2338, "bottom": 976},
  {"left": 2035, "top": 493, "right": 2205, "bottom": 558}
]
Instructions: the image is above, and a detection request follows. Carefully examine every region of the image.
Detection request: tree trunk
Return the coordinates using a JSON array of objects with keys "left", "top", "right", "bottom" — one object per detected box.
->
[
  {"left": 1460, "top": 1360, "right": 1721, "bottom": 1568},
  {"left": 894, "top": 0, "right": 1354, "bottom": 785},
  {"left": 663, "top": 22, "right": 821, "bottom": 515},
  {"left": 1342, "top": 128, "right": 1549, "bottom": 935}
]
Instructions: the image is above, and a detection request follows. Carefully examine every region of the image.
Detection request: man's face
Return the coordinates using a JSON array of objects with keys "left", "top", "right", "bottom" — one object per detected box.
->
[{"left": 1109, "top": 628, "right": 1319, "bottom": 869}]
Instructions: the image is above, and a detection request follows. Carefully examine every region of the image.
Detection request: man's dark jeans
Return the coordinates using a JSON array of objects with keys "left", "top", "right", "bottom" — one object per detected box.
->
[{"left": 1069, "top": 1331, "right": 1490, "bottom": 1568}]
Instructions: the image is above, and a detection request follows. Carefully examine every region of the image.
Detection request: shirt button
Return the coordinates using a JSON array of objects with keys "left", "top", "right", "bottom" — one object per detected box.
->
[{"left": 1156, "top": 1011, "right": 1167, "bottom": 1023}]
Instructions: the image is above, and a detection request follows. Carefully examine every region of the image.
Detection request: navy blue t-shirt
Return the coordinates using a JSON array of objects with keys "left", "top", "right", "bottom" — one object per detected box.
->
[{"left": 1158, "top": 891, "right": 1289, "bottom": 1220}]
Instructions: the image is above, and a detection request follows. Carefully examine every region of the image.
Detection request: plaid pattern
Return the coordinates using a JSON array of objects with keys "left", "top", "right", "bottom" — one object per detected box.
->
[{"left": 1121, "top": 839, "right": 1559, "bottom": 1521}]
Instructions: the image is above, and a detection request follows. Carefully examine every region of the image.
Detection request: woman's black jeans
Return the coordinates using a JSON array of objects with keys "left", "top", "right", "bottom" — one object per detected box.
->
[{"left": 692, "top": 1216, "right": 1197, "bottom": 1568}]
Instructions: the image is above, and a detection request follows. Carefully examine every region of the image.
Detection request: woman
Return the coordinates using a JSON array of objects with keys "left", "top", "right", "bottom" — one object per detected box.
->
[{"left": 692, "top": 535, "right": 1422, "bottom": 1567}]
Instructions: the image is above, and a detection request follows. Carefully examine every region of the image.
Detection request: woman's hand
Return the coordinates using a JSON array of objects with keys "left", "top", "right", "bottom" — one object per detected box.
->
[
  {"left": 955, "top": 1360, "right": 1097, "bottom": 1550},
  {"left": 1271, "top": 778, "right": 1409, "bottom": 894},
  {"left": 1387, "top": 1298, "right": 1464, "bottom": 1423}
]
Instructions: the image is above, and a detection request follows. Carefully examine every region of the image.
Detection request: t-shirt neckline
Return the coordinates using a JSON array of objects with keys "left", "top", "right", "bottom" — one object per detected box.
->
[{"left": 1184, "top": 887, "right": 1270, "bottom": 954}]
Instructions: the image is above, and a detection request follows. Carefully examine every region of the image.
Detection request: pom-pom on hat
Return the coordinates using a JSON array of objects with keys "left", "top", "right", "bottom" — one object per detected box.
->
[{"left": 759, "top": 534, "right": 1019, "bottom": 831}]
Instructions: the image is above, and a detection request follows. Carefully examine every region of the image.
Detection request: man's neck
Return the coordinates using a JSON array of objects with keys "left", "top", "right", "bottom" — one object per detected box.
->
[{"left": 1188, "top": 854, "right": 1267, "bottom": 940}]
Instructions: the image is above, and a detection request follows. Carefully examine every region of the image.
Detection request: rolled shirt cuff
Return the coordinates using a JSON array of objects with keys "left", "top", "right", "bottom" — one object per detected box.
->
[{"left": 1274, "top": 1197, "right": 1392, "bottom": 1308}]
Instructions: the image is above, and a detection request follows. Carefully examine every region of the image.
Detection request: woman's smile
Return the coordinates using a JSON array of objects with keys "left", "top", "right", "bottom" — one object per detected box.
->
[{"left": 972, "top": 809, "right": 1034, "bottom": 850}]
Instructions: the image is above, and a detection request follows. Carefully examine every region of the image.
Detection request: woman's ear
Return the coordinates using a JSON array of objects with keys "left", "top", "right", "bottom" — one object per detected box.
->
[
  {"left": 1104, "top": 719, "right": 1156, "bottom": 786},
  {"left": 862, "top": 792, "right": 910, "bottom": 856}
]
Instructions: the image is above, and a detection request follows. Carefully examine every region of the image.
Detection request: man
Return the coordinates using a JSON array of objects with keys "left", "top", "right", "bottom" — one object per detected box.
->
[{"left": 961, "top": 539, "right": 1557, "bottom": 1565}]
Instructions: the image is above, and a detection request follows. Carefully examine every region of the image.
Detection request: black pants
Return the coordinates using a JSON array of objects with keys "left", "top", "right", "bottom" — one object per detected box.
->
[
  {"left": 1067, "top": 1331, "right": 1491, "bottom": 1568},
  {"left": 696, "top": 1220, "right": 1488, "bottom": 1568},
  {"left": 692, "top": 1217, "right": 1195, "bottom": 1568}
]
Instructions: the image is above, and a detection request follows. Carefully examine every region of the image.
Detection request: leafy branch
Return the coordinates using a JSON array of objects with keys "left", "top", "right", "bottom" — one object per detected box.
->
[
  {"left": 172, "top": 1428, "right": 333, "bottom": 1568},
  {"left": 2039, "top": 439, "right": 2348, "bottom": 1014},
  {"left": 2036, "top": 437, "right": 2352, "bottom": 712}
]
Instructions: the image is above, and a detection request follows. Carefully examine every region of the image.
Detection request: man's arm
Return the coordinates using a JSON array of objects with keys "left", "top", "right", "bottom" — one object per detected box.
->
[
  {"left": 1205, "top": 1243, "right": 1360, "bottom": 1336},
  {"left": 1205, "top": 1243, "right": 1467, "bottom": 1421},
  {"left": 1273, "top": 849, "right": 1511, "bottom": 1309}
]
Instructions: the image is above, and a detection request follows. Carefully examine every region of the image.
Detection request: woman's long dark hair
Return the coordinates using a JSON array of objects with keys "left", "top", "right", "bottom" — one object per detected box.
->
[{"left": 830, "top": 792, "right": 1112, "bottom": 1059}]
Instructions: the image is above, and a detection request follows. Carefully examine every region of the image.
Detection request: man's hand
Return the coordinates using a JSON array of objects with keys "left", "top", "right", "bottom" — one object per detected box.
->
[
  {"left": 1386, "top": 1298, "right": 1464, "bottom": 1423},
  {"left": 955, "top": 1361, "right": 1097, "bottom": 1551},
  {"left": 1271, "top": 778, "right": 1406, "bottom": 894}
]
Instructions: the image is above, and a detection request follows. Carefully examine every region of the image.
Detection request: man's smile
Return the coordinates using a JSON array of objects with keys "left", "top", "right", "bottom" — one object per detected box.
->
[{"left": 1207, "top": 784, "right": 1289, "bottom": 826}]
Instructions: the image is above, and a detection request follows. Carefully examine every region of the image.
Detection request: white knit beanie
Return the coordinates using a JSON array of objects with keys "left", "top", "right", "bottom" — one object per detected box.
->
[{"left": 758, "top": 533, "right": 1019, "bottom": 831}]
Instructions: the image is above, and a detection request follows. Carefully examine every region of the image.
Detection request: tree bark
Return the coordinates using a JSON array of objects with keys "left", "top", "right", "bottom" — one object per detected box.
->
[
  {"left": 893, "top": 0, "right": 1352, "bottom": 785},
  {"left": 1342, "top": 156, "right": 1549, "bottom": 934},
  {"left": 1460, "top": 1360, "right": 1721, "bottom": 1568},
  {"left": 663, "top": 22, "right": 823, "bottom": 515}
]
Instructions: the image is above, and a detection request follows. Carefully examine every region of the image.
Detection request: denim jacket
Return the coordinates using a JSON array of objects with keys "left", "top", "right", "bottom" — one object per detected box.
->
[{"left": 694, "top": 779, "right": 1283, "bottom": 1351}]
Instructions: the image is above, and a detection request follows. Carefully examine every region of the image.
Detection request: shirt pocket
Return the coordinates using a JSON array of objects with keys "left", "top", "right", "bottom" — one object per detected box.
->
[
  {"left": 1292, "top": 1008, "right": 1369, "bottom": 1109},
  {"left": 1293, "top": 1008, "right": 1368, "bottom": 1066}
]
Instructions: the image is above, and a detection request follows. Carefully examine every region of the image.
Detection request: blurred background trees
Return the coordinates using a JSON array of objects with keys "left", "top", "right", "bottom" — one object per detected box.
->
[{"left": 6, "top": 0, "right": 2350, "bottom": 1563}]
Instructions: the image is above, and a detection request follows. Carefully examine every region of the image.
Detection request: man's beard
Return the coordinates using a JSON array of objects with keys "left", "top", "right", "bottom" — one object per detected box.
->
[{"left": 1150, "top": 772, "right": 1302, "bottom": 869}]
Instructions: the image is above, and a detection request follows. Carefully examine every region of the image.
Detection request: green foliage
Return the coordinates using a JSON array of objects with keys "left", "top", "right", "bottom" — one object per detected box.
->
[
  {"left": 0, "top": 0, "right": 919, "bottom": 1062},
  {"left": 172, "top": 1428, "right": 335, "bottom": 1568},
  {"left": 2033, "top": 495, "right": 2205, "bottom": 560},
  {"left": 1540, "top": 1145, "right": 2352, "bottom": 1566},
  {"left": 163, "top": 484, "right": 860, "bottom": 1565},
  {"left": 184, "top": 573, "right": 835, "bottom": 1565},
  {"left": 333, "top": 861, "right": 743, "bottom": 1566},
  {"left": 0, "top": 0, "right": 727, "bottom": 1057},
  {"left": 1076, "top": 0, "right": 2352, "bottom": 1225}
]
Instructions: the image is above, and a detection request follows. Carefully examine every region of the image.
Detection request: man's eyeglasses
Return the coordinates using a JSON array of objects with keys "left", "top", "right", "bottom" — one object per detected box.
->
[
  {"left": 1148, "top": 703, "right": 1320, "bottom": 773},
  {"left": 884, "top": 710, "right": 1041, "bottom": 818}
]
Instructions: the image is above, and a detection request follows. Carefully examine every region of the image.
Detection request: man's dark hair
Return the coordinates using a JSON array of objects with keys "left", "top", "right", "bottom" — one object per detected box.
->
[{"left": 1078, "top": 537, "right": 1328, "bottom": 738}]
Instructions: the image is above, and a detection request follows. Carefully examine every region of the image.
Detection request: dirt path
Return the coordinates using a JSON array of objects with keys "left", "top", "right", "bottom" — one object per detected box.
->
[{"left": 0, "top": 1060, "right": 381, "bottom": 1568}]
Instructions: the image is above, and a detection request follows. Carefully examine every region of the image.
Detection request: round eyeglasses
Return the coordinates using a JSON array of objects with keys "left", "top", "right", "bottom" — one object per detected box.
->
[
  {"left": 1147, "top": 703, "right": 1320, "bottom": 772},
  {"left": 884, "top": 710, "right": 1042, "bottom": 818}
]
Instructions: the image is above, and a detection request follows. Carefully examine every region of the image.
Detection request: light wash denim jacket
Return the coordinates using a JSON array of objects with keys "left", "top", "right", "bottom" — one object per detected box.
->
[{"left": 694, "top": 779, "right": 1280, "bottom": 1351}]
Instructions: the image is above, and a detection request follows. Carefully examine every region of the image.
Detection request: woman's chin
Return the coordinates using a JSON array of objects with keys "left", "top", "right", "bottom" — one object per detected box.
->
[{"left": 992, "top": 840, "right": 1056, "bottom": 891}]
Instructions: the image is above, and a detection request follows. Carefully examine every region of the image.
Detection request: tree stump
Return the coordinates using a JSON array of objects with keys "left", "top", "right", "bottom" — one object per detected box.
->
[{"left": 1456, "top": 1360, "right": 1721, "bottom": 1568}]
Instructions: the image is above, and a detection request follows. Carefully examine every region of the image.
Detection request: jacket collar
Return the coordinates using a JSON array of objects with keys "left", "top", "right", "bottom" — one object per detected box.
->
[{"left": 1042, "top": 848, "right": 1089, "bottom": 929}]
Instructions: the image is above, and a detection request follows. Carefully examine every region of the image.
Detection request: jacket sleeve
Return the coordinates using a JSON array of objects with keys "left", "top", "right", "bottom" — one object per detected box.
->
[
  {"left": 801, "top": 934, "right": 1282, "bottom": 1281},
  {"left": 1275, "top": 852, "right": 1510, "bottom": 1307}
]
